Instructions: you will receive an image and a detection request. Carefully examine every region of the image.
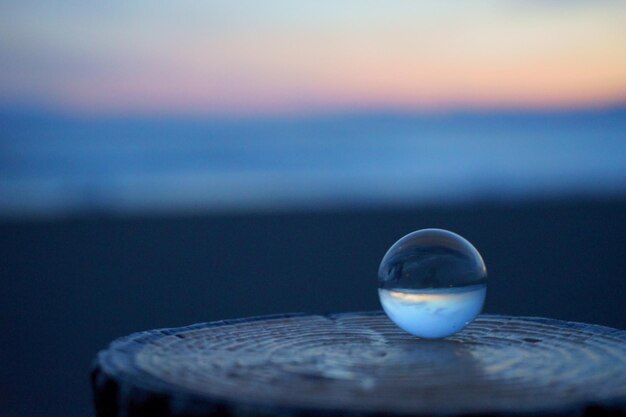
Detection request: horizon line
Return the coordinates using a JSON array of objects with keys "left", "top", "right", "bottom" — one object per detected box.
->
[{"left": 1, "top": 100, "right": 625, "bottom": 122}]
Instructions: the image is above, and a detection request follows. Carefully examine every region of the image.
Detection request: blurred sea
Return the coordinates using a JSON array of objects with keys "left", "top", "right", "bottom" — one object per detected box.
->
[{"left": 1, "top": 107, "right": 625, "bottom": 217}]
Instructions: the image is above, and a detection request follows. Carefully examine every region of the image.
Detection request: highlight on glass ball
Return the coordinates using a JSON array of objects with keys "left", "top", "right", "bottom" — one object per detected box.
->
[{"left": 378, "top": 228, "right": 487, "bottom": 339}]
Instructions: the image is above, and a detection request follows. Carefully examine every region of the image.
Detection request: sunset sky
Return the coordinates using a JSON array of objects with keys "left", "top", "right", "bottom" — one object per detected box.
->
[{"left": 1, "top": 1, "right": 625, "bottom": 116}]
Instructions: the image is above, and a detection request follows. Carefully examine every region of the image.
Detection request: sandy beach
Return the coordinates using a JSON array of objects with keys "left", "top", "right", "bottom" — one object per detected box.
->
[{"left": 1, "top": 197, "right": 625, "bottom": 416}]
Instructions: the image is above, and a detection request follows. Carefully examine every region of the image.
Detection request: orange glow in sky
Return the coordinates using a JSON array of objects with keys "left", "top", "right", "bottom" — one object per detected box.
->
[{"left": 0, "top": 1, "right": 625, "bottom": 115}]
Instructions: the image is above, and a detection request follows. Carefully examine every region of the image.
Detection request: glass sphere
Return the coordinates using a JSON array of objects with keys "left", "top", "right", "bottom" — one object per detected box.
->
[{"left": 378, "top": 228, "right": 487, "bottom": 339}]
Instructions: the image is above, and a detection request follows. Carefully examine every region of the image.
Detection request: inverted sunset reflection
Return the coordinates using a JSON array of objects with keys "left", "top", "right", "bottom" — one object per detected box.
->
[{"left": 379, "top": 286, "right": 487, "bottom": 339}]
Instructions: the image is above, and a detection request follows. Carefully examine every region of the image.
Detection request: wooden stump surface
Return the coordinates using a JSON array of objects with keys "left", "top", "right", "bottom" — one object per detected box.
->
[{"left": 92, "top": 312, "right": 626, "bottom": 417}]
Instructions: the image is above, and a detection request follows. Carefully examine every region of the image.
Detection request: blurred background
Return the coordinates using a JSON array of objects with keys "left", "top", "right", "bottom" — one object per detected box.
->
[{"left": 1, "top": 1, "right": 626, "bottom": 416}]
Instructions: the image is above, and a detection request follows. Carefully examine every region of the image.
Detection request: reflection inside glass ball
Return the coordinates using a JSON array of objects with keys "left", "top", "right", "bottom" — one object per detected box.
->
[{"left": 378, "top": 229, "right": 487, "bottom": 339}]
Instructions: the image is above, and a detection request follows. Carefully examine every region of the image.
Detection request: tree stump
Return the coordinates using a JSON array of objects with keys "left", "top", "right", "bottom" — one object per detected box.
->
[{"left": 91, "top": 312, "right": 626, "bottom": 417}]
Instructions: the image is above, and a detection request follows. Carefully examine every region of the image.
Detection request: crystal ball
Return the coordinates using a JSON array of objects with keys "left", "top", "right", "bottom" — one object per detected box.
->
[{"left": 378, "top": 228, "right": 487, "bottom": 339}]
